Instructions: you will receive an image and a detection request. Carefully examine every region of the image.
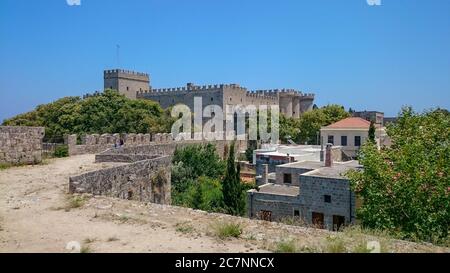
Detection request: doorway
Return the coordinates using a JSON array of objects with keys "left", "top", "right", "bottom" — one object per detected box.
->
[
  {"left": 333, "top": 215, "right": 346, "bottom": 231},
  {"left": 312, "top": 212, "right": 324, "bottom": 229}
]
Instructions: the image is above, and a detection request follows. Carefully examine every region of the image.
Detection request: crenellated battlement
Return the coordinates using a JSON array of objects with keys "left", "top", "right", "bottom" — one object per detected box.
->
[
  {"left": 136, "top": 82, "right": 248, "bottom": 97},
  {"left": 104, "top": 69, "right": 149, "bottom": 78}
]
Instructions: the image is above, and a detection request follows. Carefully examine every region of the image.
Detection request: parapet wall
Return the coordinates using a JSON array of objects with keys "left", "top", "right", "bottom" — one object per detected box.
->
[
  {"left": 0, "top": 126, "right": 45, "bottom": 164},
  {"left": 69, "top": 155, "right": 172, "bottom": 205},
  {"left": 65, "top": 133, "right": 156, "bottom": 156},
  {"left": 66, "top": 133, "right": 247, "bottom": 158},
  {"left": 96, "top": 139, "right": 247, "bottom": 160}
]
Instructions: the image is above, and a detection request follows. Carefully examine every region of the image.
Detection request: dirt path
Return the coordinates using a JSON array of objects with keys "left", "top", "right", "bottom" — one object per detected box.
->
[{"left": 0, "top": 155, "right": 448, "bottom": 253}]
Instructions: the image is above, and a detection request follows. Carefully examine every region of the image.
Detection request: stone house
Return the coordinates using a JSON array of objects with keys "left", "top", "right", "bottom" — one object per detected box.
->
[{"left": 248, "top": 145, "right": 360, "bottom": 231}]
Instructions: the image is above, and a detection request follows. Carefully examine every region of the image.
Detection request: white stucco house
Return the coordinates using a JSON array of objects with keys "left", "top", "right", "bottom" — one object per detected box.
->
[{"left": 320, "top": 117, "right": 389, "bottom": 159}]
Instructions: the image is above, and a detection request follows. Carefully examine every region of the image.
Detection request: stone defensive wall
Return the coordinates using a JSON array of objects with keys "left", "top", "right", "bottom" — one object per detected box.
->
[
  {"left": 0, "top": 126, "right": 45, "bottom": 165},
  {"left": 66, "top": 132, "right": 247, "bottom": 158},
  {"left": 69, "top": 155, "right": 172, "bottom": 205},
  {"left": 136, "top": 83, "right": 246, "bottom": 96},
  {"left": 95, "top": 139, "right": 248, "bottom": 162},
  {"left": 65, "top": 133, "right": 171, "bottom": 156}
]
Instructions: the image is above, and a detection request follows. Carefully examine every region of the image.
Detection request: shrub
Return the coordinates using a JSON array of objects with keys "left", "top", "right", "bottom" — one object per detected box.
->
[
  {"left": 54, "top": 145, "right": 69, "bottom": 158},
  {"left": 212, "top": 222, "right": 242, "bottom": 240},
  {"left": 325, "top": 236, "right": 347, "bottom": 253},
  {"left": 274, "top": 239, "right": 297, "bottom": 253}
]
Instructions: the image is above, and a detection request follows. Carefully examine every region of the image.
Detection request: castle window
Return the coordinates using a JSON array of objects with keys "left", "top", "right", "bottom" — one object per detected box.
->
[
  {"left": 127, "top": 86, "right": 129, "bottom": 91},
  {"left": 324, "top": 195, "right": 332, "bottom": 203},
  {"left": 230, "top": 98, "right": 232, "bottom": 102},
  {"left": 211, "top": 97, "right": 214, "bottom": 102}
]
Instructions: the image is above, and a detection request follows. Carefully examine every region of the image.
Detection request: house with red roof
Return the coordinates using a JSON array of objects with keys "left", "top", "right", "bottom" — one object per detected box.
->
[{"left": 320, "top": 117, "right": 389, "bottom": 158}]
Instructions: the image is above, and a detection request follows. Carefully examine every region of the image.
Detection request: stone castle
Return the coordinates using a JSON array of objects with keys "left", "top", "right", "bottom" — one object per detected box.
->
[{"left": 104, "top": 69, "right": 315, "bottom": 118}]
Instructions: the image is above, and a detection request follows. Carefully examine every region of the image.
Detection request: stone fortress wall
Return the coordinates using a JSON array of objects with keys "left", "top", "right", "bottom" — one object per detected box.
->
[
  {"left": 69, "top": 133, "right": 247, "bottom": 205},
  {"left": 65, "top": 133, "right": 247, "bottom": 158},
  {"left": 0, "top": 126, "right": 45, "bottom": 164},
  {"left": 104, "top": 69, "right": 315, "bottom": 118},
  {"left": 69, "top": 155, "right": 172, "bottom": 205}
]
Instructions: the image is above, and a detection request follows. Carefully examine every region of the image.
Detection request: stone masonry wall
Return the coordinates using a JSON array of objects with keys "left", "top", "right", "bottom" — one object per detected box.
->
[
  {"left": 0, "top": 126, "right": 45, "bottom": 164},
  {"left": 247, "top": 191, "right": 299, "bottom": 221},
  {"left": 66, "top": 133, "right": 247, "bottom": 158},
  {"left": 95, "top": 139, "right": 247, "bottom": 160},
  {"left": 69, "top": 156, "right": 172, "bottom": 205},
  {"left": 298, "top": 175, "right": 356, "bottom": 229}
]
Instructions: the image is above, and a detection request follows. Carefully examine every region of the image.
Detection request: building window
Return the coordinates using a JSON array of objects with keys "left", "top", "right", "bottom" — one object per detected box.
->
[
  {"left": 341, "top": 136, "right": 347, "bottom": 146},
  {"left": 283, "top": 173, "right": 292, "bottom": 184},
  {"left": 127, "top": 86, "right": 129, "bottom": 91},
  {"left": 230, "top": 97, "right": 232, "bottom": 102},
  {"left": 355, "top": 136, "right": 361, "bottom": 147},
  {"left": 327, "top": 135, "right": 334, "bottom": 145},
  {"left": 294, "top": 210, "right": 300, "bottom": 217},
  {"left": 324, "top": 195, "right": 332, "bottom": 203},
  {"left": 211, "top": 97, "right": 214, "bottom": 101}
]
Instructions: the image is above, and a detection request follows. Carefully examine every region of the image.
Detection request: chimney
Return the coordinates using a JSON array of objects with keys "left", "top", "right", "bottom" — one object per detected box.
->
[
  {"left": 262, "top": 164, "right": 269, "bottom": 185},
  {"left": 325, "top": 144, "right": 332, "bottom": 167}
]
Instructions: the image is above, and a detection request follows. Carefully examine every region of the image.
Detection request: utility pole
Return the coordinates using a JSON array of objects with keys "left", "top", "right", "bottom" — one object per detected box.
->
[{"left": 116, "top": 44, "right": 121, "bottom": 67}]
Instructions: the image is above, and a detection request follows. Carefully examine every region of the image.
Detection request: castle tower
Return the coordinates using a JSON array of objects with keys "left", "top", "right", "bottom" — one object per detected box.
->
[
  {"left": 299, "top": 93, "right": 315, "bottom": 113},
  {"left": 104, "top": 69, "right": 150, "bottom": 99}
]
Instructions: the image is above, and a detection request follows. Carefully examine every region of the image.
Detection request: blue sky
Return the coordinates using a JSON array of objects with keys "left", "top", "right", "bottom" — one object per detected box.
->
[{"left": 0, "top": 0, "right": 449, "bottom": 121}]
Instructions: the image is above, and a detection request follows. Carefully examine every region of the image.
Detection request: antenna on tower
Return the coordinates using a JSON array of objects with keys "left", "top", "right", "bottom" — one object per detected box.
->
[{"left": 116, "top": 44, "right": 121, "bottom": 67}]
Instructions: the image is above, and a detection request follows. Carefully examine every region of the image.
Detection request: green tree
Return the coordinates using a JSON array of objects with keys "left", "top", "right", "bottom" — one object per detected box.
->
[
  {"left": 245, "top": 140, "right": 258, "bottom": 162},
  {"left": 291, "top": 104, "right": 350, "bottom": 145},
  {"left": 347, "top": 107, "right": 450, "bottom": 243},
  {"left": 222, "top": 142, "right": 245, "bottom": 215},
  {"left": 2, "top": 89, "right": 173, "bottom": 141},
  {"left": 171, "top": 144, "right": 225, "bottom": 205},
  {"left": 368, "top": 121, "right": 376, "bottom": 143}
]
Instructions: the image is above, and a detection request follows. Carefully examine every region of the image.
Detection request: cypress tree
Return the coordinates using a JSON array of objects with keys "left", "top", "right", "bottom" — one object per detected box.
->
[
  {"left": 222, "top": 142, "right": 244, "bottom": 215},
  {"left": 368, "top": 121, "right": 376, "bottom": 143}
]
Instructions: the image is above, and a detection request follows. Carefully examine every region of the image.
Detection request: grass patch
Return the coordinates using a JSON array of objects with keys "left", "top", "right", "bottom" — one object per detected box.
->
[
  {"left": 83, "top": 237, "right": 97, "bottom": 244},
  {"left": 175, "top": 222, "right": 194, "bottom": 234},
  {"left": 0, "top": 162, "right": 28, "bottom": 170},
  {"left": 352, "top": 241, "right": 373, "bottom": 253},
  {"left": 274, "top": 239, "right": 297, "bottom": 253},
  {"left": 107, "top": 236, "right": 119, "bottom": 242},
  {"left": 211, "top": 222, "right": 242, "bottom": 240},
  {"left": 66, "top": 195, "right": 88, "bottom": 211},
  {"left": 80, "top": 245, "right": 92, "bottom": 253},
  {"left": 325, "top": 236, "right": 347, "bottom": 253}
]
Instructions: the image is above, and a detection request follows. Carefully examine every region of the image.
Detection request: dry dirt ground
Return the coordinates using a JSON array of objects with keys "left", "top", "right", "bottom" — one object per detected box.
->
[{"left": 0, "top": 155, "right": 448, "bottom": 253}]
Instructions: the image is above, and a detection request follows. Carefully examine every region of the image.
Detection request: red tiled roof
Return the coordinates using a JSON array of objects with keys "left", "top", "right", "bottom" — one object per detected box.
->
[{"left": 325, "top": 117, "right": 371, "bottom": 129}]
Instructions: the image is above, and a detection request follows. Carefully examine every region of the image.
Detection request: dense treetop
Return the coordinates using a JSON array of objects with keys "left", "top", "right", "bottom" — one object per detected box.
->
[{"left": 2, "top": 90, "right": 173, "bottom": 141}]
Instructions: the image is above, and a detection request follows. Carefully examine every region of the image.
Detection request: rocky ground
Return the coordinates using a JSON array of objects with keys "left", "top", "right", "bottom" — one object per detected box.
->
[{"left": 0, "top": 155, "right": 448, "bottom": 253}]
